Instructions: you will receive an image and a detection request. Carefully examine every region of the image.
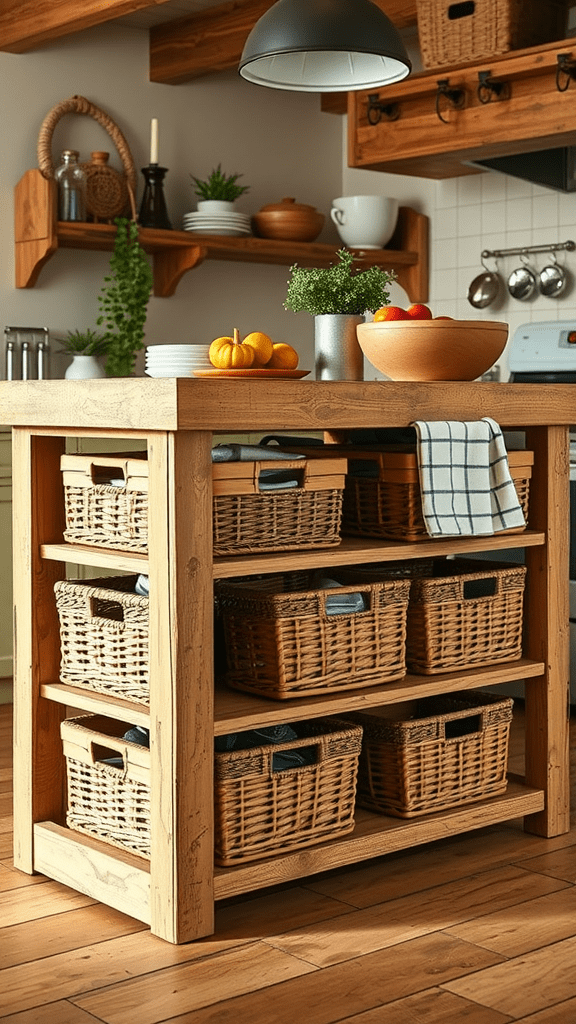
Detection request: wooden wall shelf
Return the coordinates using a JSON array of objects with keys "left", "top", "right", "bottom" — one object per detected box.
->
[{"left": 14, "top": 169, "right": 429, "bottom": 302}]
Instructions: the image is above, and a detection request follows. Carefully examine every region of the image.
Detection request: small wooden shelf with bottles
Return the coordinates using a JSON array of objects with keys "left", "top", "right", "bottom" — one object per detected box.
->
[{"left": 14, "top": 168, "right": 429, "bottom": 302}]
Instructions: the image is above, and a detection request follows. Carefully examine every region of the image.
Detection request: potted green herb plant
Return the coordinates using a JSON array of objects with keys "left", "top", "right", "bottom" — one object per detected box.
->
[
  {"left": 61, "top": 328, "right": 108, "bottom": 380},
  {"left": 190, "top": 163, "right": 250, "bottom": 213},
  {"left": 97, "top": 217, "right": 153, "bottom": 377},
  {"left": 284, "top": 248, "right": 396, "bottom": 380}
]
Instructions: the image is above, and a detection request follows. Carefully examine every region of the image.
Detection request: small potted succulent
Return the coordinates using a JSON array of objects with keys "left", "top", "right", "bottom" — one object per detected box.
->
[
  {"left": 60, "top": 328, "right": 108, "bottom": 379},
  {"left": 284, "top": 248, "right": 396, "bottom": 380},
  {"left": 190, "top": 163, "right": 250, "bottom": 213}
]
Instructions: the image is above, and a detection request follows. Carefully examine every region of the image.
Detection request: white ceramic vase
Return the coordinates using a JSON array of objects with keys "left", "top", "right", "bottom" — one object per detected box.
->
[
  {"left": 65, "top": 354, "right": 106, "bottom": 379},
  {"left": 314, "top": 314, "right": 364, "bottom": 381}
]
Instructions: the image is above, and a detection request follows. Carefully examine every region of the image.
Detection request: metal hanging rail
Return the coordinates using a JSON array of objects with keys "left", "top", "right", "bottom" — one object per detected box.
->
[{"left": 482, "top": 240, "right": 576, "bottom": 259}]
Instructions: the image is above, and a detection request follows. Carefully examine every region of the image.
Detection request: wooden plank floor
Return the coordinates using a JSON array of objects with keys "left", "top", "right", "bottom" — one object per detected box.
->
[{"left": 2, "top": 699, "right": 576, "bottom": 1023}]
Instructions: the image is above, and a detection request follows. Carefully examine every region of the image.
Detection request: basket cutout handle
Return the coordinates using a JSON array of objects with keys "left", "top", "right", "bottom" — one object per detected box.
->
[
  {"left": 256, "top": 465, "right": 306, "bottom": 491},
  {"left": 270, "top": 743, "right": 318, "bottom": 773},
  {"left": 37, "top": 94, "right": 137, "bottom": 220},
  {"left": 462, "top": 576, "right": 498, "bottom": 601},
  {"left": 90, "top": 739, "right": 129, "bottom": 776},
  {"left": 321, "top": 585, "right": 371, "bottom": 619},
  {"left": 88, "top": 595, "right": 125, "bottom": 623},
  {"left": 443, "top": 712, "right": 482, "bottom": 741},
  {"left": 447, "top": 1, "right": 475, "bottom": 21}
]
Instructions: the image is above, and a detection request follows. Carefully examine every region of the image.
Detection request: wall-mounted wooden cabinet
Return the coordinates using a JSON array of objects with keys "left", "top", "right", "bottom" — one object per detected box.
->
[{"left": 348, "top": 37, "right": 576, "bottom": 179}]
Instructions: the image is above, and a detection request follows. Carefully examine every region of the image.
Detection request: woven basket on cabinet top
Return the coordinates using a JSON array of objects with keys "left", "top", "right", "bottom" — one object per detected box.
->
[{"left": 416, "top": 0, "right": 568, "bottom": 69}]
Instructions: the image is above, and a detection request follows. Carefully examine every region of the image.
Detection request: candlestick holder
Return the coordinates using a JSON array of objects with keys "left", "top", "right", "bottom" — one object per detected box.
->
[{"left": 138, "top": 164, "right": 172, "bottom": 230}]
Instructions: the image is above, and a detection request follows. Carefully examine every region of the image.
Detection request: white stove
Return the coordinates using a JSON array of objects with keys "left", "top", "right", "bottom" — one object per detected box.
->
[{"left": 509, "top": 319, "right": 576, "bottom": 383}]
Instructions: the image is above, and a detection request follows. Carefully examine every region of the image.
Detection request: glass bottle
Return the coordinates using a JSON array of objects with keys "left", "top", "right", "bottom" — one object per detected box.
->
[{"left": 55, "top": 149, "right": 87, "bottom": 222}]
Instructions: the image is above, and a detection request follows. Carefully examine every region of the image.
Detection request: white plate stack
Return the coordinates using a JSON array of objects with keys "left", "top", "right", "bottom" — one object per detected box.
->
[
  {"left": 145, "top": 345, "right": 212, "bottom": 378},
  {"left": 182, "top": 211, "right": 251, "bottom": 237}
]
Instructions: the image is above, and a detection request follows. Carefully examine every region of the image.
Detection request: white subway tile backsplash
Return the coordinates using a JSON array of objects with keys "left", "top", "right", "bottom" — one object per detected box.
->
[
  {"left": 457, "top": 203, "right": 482, "bottom": 236},
  {"left": 431, "top": 171, "right": 576, "bottom": 327}
]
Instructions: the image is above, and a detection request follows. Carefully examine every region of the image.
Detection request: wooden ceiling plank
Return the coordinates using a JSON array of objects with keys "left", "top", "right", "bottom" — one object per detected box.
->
[
  {"left": 149, "top": 0, "right": 417, "bottom": 84},
  {"left": 0, "top": 0, "right": 179, "bottom": 54}
]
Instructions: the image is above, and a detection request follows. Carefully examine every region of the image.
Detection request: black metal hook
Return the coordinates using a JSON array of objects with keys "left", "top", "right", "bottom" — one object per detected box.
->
[
  {"left": 556, "top": 53, "right": 576, "bottom": 92},
  {"left": 366, "top": 94, "right": 400, "bottom": 125},
  {"left": 435, "top": 79, "right": 465, "bottom": 123},
  {"left": 477, "top": 70, "right": 509, "bottom": 104}
]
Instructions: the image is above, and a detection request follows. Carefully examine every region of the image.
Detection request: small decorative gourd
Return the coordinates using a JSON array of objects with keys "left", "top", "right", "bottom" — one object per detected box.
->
[
  {"left": 267, "top": 342, "right": 299, "bottom": 369},
  {"left": 243, "top": 331, "right": 274, "bottom": 366},
  {"left": 209, "top": 328, "right": 255, "bottom": 369}
]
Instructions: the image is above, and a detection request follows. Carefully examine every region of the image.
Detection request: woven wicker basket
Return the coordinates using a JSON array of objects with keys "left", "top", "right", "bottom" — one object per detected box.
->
[
  {"left": 342, "top": 448, "right": 532, "bottom": 542},
  {"left": 217, "top": 570, "right": 410, "bottom": 699},
  {"left": 61, "top": 451, "right": 148, "bottom": 553},
  {"left": 55, "top": 576, "right": 149, "bottom": 705},
  {"left": 406, "top": 558, "right": 526, "bottom": 674},
  {"left": 214, "top": 717, "right": 363, "bottom": 865},
  {"left": 416, "top": 0, "right": 567, "bottom": 69},
  {"left": 61, "top": 715, "right": 151, "bottom": 857},
  {"left": 350, "top": 691, "right": 513, "bottom": 818},
  {"left": 61, "top": 451, "right": 346, "bottom": 557}
]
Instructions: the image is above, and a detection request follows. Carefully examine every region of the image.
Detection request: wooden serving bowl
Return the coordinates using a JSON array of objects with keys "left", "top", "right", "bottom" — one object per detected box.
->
[
  {"left": 252, "top": 197, "right": 324, "bottom": 242},
  {"left": 357, "top": 319, "right": 508, "bottom": 381}
]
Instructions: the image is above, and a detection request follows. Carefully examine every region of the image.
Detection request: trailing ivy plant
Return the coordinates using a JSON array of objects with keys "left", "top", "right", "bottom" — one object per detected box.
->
[
  {"left": 284, "top": 248, "right": 396, "bottom": 316},
  {"left": 97, "top": 217, "right": 153, "bottom": 377}
]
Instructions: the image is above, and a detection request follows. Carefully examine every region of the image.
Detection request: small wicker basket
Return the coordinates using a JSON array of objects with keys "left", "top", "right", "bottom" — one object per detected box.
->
[
  {"left": 416, "top": 0, "right": 567, "bottom": 69},
  {"left": 214, "top": 717, "right": 363, "bottom": 865},
  {"left": 350, "top": 691, "right": 514, "bottom": 818},
  {"left": 55, "top": 576, "right": 149, "bottom": 704},
  {"left": 217, "top": 570, "right": 410, "bottom": 699},
  {"left": 406, "top": 558, "right": 526, "bottom": 674},
  {"left": 61, "top": 715, "right": 151, "bottom": 858}
]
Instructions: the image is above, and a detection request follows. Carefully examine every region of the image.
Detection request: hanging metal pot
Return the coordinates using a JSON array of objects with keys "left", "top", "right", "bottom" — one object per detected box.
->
[
  {"left": 507, "top": 254, "right": 537, "bottom": 301},
  {"left": 468, "top": 257, "right": 501, "bottom": 308},
  {"left": 539, "top": 252, "right": 568, "bottom": 297}
]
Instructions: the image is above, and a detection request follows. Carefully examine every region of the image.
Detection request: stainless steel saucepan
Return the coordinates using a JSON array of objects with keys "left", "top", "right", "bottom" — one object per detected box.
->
[{"left": 468, "top": 257, "right": 501, "bottom": 308}]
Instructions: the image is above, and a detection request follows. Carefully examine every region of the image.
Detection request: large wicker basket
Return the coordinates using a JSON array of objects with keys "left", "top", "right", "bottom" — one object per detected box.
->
[
  {"left": 214, "top": 717, "right": 363, "bottom": 865},
  {"left": 406, "top": 558, "right": 526, "bottom": 674},
  {"left": 61, "top": 715, "right": 151, "bottom": 858},
  {"left": 350, "top": 691, "right": 513, "bottom": 818},
  {"left": 217, "top": 570, "right": 410, "bottom": 699},
  {"left": 61, "top": 451, "right": 347, "bottom": 556},
  {"left": 55, "top": 576, "right": 149, "bottom": 705},
  {"left": 416, "top": 0, "right": 567, "bottom": 69},
  {"left": 342, "top": 447, "right": 532, "bottom": 542}
]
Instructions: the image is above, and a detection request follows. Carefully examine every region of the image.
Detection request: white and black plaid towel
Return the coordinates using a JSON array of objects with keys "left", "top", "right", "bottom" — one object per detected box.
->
[{"left": 412, "top": 417, "right": 526, "bottom": 537}]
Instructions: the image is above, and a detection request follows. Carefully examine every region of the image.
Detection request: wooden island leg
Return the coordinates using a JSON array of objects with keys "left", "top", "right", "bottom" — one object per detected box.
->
[
  {"left": 147, "top": 429, "right": 215, "bottom": 943},
  {"left": 11, "top": 429, "right": 66, "bottom": 873},
  {"left": 523, "top": 424, "right": 570, "bottom": 837}
]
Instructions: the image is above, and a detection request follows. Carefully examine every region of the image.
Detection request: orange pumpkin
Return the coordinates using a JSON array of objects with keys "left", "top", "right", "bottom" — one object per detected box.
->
[
  {"left": 267, "top": 343, "right": 299, "bottom": 369},
  {"left": 243, "top": 330, "right": 274, "bottom": 366},
  {"left": 209, "top": 328, "right": 255, "bottom": 369}
]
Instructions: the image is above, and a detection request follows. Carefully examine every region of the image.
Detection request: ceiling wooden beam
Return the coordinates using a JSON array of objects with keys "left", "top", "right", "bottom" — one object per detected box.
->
[
  {"left": 0, "top": 0, "right": 180, "bottom": 54},
  {"left": 149, "top": 0, "right": 417, "bottom": 84}
]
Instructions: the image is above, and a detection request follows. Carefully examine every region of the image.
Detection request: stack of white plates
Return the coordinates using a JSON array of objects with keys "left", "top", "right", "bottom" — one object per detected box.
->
[
  {"left": 145, "top": 344, "right": 212, "bottom": 378},
  {"left": 182, "top": 211, "right": 251, "bottom": 237}
]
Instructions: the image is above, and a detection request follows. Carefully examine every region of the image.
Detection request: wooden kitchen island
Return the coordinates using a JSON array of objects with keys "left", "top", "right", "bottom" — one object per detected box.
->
[{"left": 0, "top": 377, "right": 572, "bottom": 944}]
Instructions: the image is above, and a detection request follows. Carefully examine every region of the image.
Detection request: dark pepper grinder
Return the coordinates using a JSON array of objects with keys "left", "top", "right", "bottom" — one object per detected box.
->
[{"left": 138, "top": 164, "right": 172, "bottom": 230}]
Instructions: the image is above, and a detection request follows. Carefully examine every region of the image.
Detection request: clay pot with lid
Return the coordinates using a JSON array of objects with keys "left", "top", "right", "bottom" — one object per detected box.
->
[{"left": 252, "top": 197, "right": 324, "bottom": 242}]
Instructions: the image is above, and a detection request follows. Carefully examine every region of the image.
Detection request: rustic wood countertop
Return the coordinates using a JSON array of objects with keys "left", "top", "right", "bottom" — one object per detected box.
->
[{"left": 0, "top": 379, "right": 575, "bottom": 432}]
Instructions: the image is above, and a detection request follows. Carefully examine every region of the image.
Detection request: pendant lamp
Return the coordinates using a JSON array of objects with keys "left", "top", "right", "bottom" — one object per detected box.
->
[{"left": 239, "top": 0, "right": 411, "bottom": 92}]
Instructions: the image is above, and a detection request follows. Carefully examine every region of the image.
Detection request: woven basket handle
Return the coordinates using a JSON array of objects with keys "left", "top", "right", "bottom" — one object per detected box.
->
[{"left": 37, "top": 94, "right": 137, "bottom": 218}]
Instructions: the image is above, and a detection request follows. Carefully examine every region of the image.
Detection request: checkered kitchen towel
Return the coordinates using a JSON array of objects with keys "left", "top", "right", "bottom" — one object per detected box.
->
[{"left": 412, "top": 418, "right": 526, "bottom": 537}]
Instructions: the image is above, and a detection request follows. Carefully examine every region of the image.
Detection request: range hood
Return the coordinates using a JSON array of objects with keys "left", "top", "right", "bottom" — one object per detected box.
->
[{"left": 471, "top": 146, "right": 576, "bottom": 193}]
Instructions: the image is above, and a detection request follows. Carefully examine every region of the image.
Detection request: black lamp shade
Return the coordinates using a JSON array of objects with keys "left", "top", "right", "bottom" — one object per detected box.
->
[{"left": 239, "top": 0, "right": 411, "bottom": 92}]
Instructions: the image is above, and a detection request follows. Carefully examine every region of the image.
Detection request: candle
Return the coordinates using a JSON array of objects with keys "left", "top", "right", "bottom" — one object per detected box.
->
[{"left": 150, "top": 118, "right": 159, "bottom": 164}]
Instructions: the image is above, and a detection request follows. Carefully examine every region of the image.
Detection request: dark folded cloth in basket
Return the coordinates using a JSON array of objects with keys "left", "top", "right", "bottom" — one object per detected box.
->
[{"left": 215, "top": 724, "right": 316, "bottom": 770}]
